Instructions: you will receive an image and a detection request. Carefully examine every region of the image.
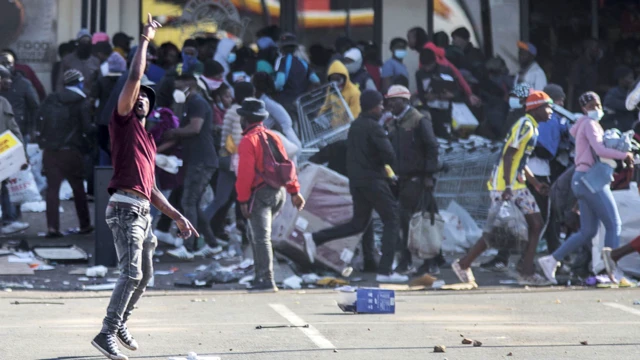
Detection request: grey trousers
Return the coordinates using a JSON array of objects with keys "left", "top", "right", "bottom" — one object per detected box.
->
[
  {"left": 246, "top": 186, "right": 286, "bottom": 285},
  {"left": 101, "top": 199, "right": 157, "bottom": 334}
]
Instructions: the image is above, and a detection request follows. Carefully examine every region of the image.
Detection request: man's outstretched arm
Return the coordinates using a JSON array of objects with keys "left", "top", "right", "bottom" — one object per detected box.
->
[
  {"left": 150, "top": 183, "right": 198, "bottom": 239},
  {"left": 117, "top": 13, "right": 161, "bottom": 116}
]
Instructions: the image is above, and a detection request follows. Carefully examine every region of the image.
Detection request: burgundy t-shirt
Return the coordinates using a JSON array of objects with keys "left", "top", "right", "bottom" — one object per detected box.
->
[{"left": 108, "top": 109, "right": 157, "bottom": 200}]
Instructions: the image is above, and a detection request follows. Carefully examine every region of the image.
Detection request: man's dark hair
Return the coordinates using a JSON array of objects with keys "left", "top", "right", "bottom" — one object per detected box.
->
[
  {"left": 409, "top": 27, "right": 428, "bottom": 49},
  {"left": 257, "top": 25, "right": 281, "bottom": 41},
  {"left": 195, "top": 37, "right": 207, "bottom": 47},
  {"left": 233, "top": 82, "right": 255, "bottom": 105},
  {"left": 112, "top": 32, "right": 132, "bottom": 48},
  {"left": 93, "top": 41, "right": 112, "bottom": 56},
  {"left": 393, "top": 75, "right": 409, "bottom": 87},
  {"left": 252, "top": 71, "right": 276, "bottom": 96},
  {"left": 433, "top": 31, "right": 450, "bottom": 48},
  {"left": 203, "top": 59, "right": 224, "bottom": 77},
  {"left": 419, "top": 48, "right": 436, "bottom": 65},
  {"left": 183, "top": 39, "right": 198, "bottom": 49},
  {"left": 390, "top": 38, "right": 408, "bottom": 50},
  {"left": 175, "top": 73, "right": 198, "bottom": 85},
  {"left": 335, "top": 36, "right": 355, "bottom": 53},
  {"left": 451, "top": 27, "right": 471, "bottom": 41}
]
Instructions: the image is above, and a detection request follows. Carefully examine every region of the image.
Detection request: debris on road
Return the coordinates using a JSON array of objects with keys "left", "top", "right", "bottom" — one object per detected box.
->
[
  {"left": 409, "top": 274, "right": 437, "bottom": 287},
  {"left": 85, "top": 265, "right": 108, "bottom": 278},
  {"left": 337, "top": 287, "right": 396, "bottom": 314},
  {"left": 154, "top": 267, "right": 179, "bottom": 276},
  {"left": 11, "top": 301, "right": 64, "bottom": 305},
  {"left": 441, "top": 282, "right": 477, "bottom": 290},
  {"left": 168, "top": 352, "right": 221, "bottom": 360},
  {"left": 283, "top": 275, "right": 303, "bottom": 289},
  {"left": 301, "top": 273, "right": 320, "bottom": 284},
  {"left": 83, "top": 283, "right": 116, "bottom": 291},
  {"left": 580, "top": 340, "right": 588, "bottom": 345},
  {"left": 473, "top": 340, "right": 483, "bottom": 347},
  {"left": 434, "top": 345, "right": 446, "bottom": 353},
  {"left": 0, "top": 281, "right": 34, "bottom": 290},
  {"left": 317, "top": 276, "right": 348, "bottom": 287},
  {"left": 255, "top": 324, "right": 309, "bottom": 329},
  {"left": 32, "top": 245, "right": 89, "bottom": 263},
  {"left": 507, "top": 352, "right": 513, "bottom": 356},
  {"left": 462, "top": 338, "right": 473, "bottom": 344},
  {"left": 634, "top": 300, "right": 640, "bottom": 305}
]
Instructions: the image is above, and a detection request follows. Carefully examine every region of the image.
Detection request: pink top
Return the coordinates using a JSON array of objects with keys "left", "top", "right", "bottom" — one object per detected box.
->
[{"left": 571, "top": 115, "right": 627, "bottom": 172}]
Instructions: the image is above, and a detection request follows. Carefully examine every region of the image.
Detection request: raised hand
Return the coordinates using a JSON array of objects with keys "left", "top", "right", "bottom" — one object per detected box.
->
[{"left": 142, "top": 13, "right": 162, "bottom": 41}]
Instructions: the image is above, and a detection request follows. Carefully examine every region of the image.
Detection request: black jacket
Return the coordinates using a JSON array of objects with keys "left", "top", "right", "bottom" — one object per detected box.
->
[
  {"left": 387, "top": 107, "right": 439, "bottom": 178},
  {"left": 309, "top": 140, "right": 348, "bottom": 176},
  {"left": 92, "top": 73, "right": 122, "bottom": 126},
  {"left": 57, "top": 88, "right": 92, "bottom": 151},
  {"left": 0, "top": 72, "right": 39, "bottom": 135},
  {"left": 346, "top": 113, "right": 396, "bottom": 184}
]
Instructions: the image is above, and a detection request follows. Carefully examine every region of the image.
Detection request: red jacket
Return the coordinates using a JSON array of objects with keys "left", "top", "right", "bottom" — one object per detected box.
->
[
  {"left": 235, "top": 123, "right": 300, "bottom": 203},
  {"left": 423, "top": 42, "right": 473, "bottom": 99}
]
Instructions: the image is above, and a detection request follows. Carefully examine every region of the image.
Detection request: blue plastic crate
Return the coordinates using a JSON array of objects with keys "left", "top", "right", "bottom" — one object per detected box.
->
[{"left": 355, "top": 288, "right": 395, "bottom": 314}]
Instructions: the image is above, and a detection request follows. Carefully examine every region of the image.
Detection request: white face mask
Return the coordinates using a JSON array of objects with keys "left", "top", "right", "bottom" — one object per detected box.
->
[
  {"left": 587, "top": 109, "right": 604, "bottom": 121},
  {"left": 509, "top": 97, "right": 523, "bottom": 109},
  {"left": 173, "top": 89, "right": 186, "bottom": 104}
]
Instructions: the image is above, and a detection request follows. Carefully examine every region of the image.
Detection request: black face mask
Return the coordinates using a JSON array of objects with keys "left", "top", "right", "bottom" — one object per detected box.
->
[{"left": 77, "top": 43, "right": 92, "bottom": 59}]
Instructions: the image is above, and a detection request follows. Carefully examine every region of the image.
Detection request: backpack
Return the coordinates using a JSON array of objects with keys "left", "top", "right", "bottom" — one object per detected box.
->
[
  {"left": 257, "top": 130, "right": 296, "bottom": 189},
  {"left": 36, "top": 94, "right": 73, "bottom": 150}
]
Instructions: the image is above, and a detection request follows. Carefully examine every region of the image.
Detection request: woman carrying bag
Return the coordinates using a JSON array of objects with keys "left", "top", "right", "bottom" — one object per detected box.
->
[{"left": 538, "top": 92, "right": 634, "bottom": 284}]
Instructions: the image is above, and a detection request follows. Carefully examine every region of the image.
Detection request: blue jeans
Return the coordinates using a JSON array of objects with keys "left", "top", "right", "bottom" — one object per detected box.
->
[
  {"left": 552, "top": 171, "right": 621, "bottom": 261},
  {"left": 101, "top": 197, "right": 157, "bottom": 334}
]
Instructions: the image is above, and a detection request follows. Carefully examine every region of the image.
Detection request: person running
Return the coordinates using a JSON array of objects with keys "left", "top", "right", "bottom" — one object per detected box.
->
[
  {"left": 91, "top": 14, "right": 197, "bottom": 360},
  {"left": 452, "top": 91, "right": 554, "bottom": 286},
  {"left": 538, "top": 92, "right": 634, "bottom": 285}
]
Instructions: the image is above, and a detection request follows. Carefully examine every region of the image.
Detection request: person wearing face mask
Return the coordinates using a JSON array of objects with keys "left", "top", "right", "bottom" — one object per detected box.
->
[
  {"left": 303, "top": 90, "right": 404, "bottom": 283},
  {"left": 514, "top": 41, "right": 547, "bottom": 91},
  {"left": 56, "top": 29, "right": 101, "bottom": 93},
  {"left": 502, "top": 83, "right": 532, "bottom": 140},
  {"left": 177, "top": 39, "right": 204, "bottom": 76},
  {"left": 319, "top": 60, "right": 361, "bottom": 127},
  {"left": 538, "top": 92, "right": 635, "bottom": 285},
  {"left": 214, "top": 38, "right": 238, "bottom": 81},
  {"left": 163, "top": 74, "right": 221, "bottom": 260},
  {"left": 603, "top": 66, "right": 636, "bottom": 131},
  {"left": 343, "top": 47, "right": 377, "bottom": 91},
  {"left": 381, "top": 38, "right": 409, "bottom": 93},
  {"left": 0, "top": 51, "right": 40, "bottom": 140}
]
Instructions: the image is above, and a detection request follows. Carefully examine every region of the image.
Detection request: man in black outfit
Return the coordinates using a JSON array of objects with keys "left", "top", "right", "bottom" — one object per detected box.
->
[{"left": 304, "top": 90, "right": 406, "bottom": 283}]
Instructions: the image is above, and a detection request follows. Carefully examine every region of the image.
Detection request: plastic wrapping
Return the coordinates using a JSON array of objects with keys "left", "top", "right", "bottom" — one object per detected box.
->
[{"left": 484, "top": 200, "right": 528, "bottom": 251}]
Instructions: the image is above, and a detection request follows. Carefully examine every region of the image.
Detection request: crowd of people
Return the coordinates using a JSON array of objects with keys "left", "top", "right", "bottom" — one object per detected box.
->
[{"left": 3, "top": 20, "right": 640, "bottom": 295}]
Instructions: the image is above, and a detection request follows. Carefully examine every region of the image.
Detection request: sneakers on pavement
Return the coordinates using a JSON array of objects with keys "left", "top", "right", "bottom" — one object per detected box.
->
[
  {"left": 303, "top": 233, "right": 316, "bottom": 264},
  {"left": 601, "top": 247, "right": 618, "bottom": 284},
  {"left": 1, "top": 221, "right": 29, "bottom": 235},
  {"left": 376, "top": 272, "right": 409, "bottom": 283},
  {"left": 167, "top": 246, "right": 194, "bottom": 260},
  {"left": 116, "top": 324, "right": 139, "bottom": 351},
  {"left": 537, "top": 255, "right": 559, "bottom": 285},
  {"left": 480, "top": 258, "right": 509, "bottom": 272},
  {"left": 154, "top": 230, "right": 183, "bottom": 248},
  {"left": 518, "top": 273, "right": 553, "bottom": 286},
  {"left": 249, "top": 281, "right": 279, "bottom": 293},
  {"left": 452, "top": 259, "right": 475, "bottom": 284},
  {"left": 193, "top": 244, "right": 223, "bottom": 258},
  {"left": 91, "top": 333, "right": 128, "bottom": 360}
]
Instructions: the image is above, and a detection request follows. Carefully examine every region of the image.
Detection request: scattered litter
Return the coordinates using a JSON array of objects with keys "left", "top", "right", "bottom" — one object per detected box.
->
[
  {"left": 154, "top": 267, "right": 179, "bottom": 276},
  {"left": 580, "top": 341, "right": 588, "bottom": 345},
  {"left": 317, "top": 277, "right": 348, "bottom": 287},
  {"left": 432, "top": 280, "right": 446, "bottom": 289},
  {"left": 441, "top": 282, "right": 477, "bottom": 290},
  {"left": 192, "top": 262, "right": 252, "bottom": 285},
  {"left": 499, "top": 280, "right": 519, "bottom": 285},
  {"left": 633, "top": 300, "right": 640, "bottom": 305},
  {"left": 0, "top": 281, "right": 34, "bottom": 289},
  {"left": 86, "top": 265, "right": 108, "bottom": 278},
  {"left": 11, "top": 301, "right": 64, "bottom": 305},
  {"left": 37, "top": 232, "right": 47, "bottom": 237},
  {"left": 195, "top": 265, "right": 207, "bottom": 272},
  {"left": 473, "top": 340, "right": 483, "bottom": 347},
  {"left": 77, "top": 277, "right": 90, "bottom": 281},
  {"left": 194, "top": 280, "right": 207, "bottom": 287},
  {"left": 555, "top": 299, "right": 562, "bottom": 304},
  {"left": 33, "top": 264, "right": 55, "bottom": 271},
  {"left": 301, "top": 273, "right": 320, "bottom": 284},
  {"left": 32, "top": 245, "right": 89, "bottom": 264},
  {"left": 69, "top": 268, "right": 88, "bottom": 275},
  {"left": 283, "top": 275, "right": 303, "bottom": 290},
  {"left": 107, "top": 278, "right": 118, "bottom": 283},
  {"left": 83, "top": 283, "right": 116, "bottom": 291},
  {"left": 62, "top": 281, "right": 70, "bottom": 285},
  {"left": 0, "top": 257, "right": 35, "bottom": 275},
  {"left": 462, "top": 338, "right": 473, "bottom": 345},
  {"left": 238, "top": 275, "right": 254, "bottom": 286},
  {"left": 337, "top": 287, "right": 395, "bottom": 314},
  {"left": 191, "top": 299, "right": 208, "bottom": 302},
  {"left": 409, "top": 274, "right": 437, "bottom": 287},
  {"left": 507, "top": 352, "right": 513, "bottom": 356},
  {"left": 434, "top": 345, "right": 446, "bottom": 353}
]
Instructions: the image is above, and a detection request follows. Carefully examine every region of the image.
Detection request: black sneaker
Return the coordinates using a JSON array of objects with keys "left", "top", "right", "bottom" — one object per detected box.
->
[
  {"left": 91, "top": 333, "right": 128, "bottom": 360},
  {"left": 249, "top": 280, "right": 279, "bottom": 293},
  {"left": 117, "top": 324, "right": 139, "bottom": 351},
  {"left": 480, "top": 258, "right": 509, "bottom": 272}
]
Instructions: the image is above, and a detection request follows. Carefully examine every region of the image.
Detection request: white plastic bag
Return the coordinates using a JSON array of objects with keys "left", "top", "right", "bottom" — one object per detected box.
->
[
  {"left": 408, "top": 211, "right": 444, "bottom": 259},
  {"left": 485, "top": 201, "right": 528, "bottom": 251},
  {"left": 7, "top": 166, "right": 42, "bottom": 204},
  {"left": 440, "top": 211, "right": 467, "bottom": 253},
  {"left": 446, "top": 201, "right": 482, "bottom": 247},
  {"left": 26, "top": 144, "right": 46, "bottom": 192}
]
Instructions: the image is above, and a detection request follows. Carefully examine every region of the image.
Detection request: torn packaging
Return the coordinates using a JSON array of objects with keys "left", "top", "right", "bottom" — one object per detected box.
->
[{"left": 272, "top": 163, "right": 362, "bottom": 273}]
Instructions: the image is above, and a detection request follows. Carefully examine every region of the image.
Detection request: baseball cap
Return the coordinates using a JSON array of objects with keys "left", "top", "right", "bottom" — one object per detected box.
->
[
  {"left": 517, "top": 41, "right": 537, "bottom": 56},
  {"left": 525, "top": 90, "right": 553, "bottom": 111}
]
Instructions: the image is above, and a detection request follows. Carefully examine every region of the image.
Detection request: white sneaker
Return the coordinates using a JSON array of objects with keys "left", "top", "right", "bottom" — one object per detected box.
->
[
  {"left": 303, "top": 233, "right": 316, "bottom": 264},
  {"left": 1, "top": 221, "right": 30, "bottom": 235},
  {"left": 193, "top": 244, "right": 223, "bottom": 257},
  {"left": 376, "top": 272, "right": 409, "bottom": 283},
  {"left": 167, "top": 246, "right": 194, "bottom": 260},
  {"left": 452, "top": 259, "right": 476, "bottom": 284},
  {"left": 154, "top": 230, "right": 183, "bottom": 247},
  {"left": 537, "top": 255, "right": 559, "bottom": 285},
  {"left": 601, "top": 247, "right": 619, "bottom": 284},
  {"left": 341, "top": 267, "right": 353, "bottom": 278}
]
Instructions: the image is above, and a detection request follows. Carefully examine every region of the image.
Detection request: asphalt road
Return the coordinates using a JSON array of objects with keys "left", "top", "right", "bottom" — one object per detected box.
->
[{"left": 2, "top": 287, "right": 640, "bottom": 360}]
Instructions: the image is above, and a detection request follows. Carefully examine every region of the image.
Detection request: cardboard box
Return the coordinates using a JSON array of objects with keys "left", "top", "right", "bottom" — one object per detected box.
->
[
  {"left": 0, "top": 130, "right": 26, "bottom": 182},
  {"left": 272, "top": 163, "right": 362, "bottom": 273}
]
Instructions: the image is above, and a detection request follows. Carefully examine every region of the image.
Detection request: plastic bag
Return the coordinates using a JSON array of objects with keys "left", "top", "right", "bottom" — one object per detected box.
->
[
  {"left": 407, "top": 191, "right": 443, "bottom": 259},
  {"left": 484, "top": 200, "right": 528, "bottom": 251},
  {"left": 7, "top": 166, "right": 42, "bottom": 204},
  {"left": 26, "top": 144, "right": 47, "bottom": 192},
  {"left": 440, "top": 211, "right": 468, "bottom": 253},
  {"left": 446, "top": 201, "right": 482, "bottom": 247}
]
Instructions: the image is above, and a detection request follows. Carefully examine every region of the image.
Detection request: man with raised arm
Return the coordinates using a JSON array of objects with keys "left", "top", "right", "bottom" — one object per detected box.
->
[{"left": 91, "top": 15, "right": 198, "bottom": 360}]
